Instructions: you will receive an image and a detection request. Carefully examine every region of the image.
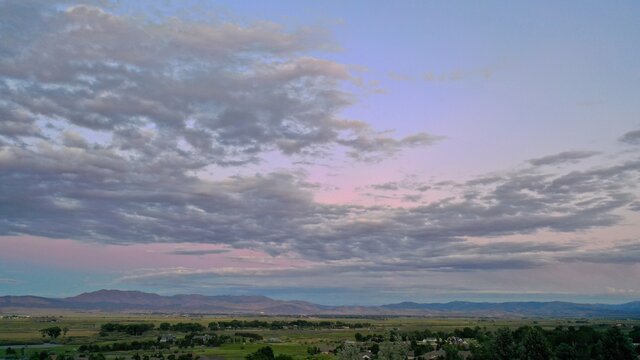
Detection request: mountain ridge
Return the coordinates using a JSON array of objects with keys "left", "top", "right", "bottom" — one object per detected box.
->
[{"left": 1, "top": 289, "right": 639, "bottom": 317}]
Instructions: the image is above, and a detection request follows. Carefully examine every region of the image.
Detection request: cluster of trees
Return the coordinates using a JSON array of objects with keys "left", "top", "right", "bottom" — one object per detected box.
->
[
  {"left": 629, "top": 325, "right": 640, "bottom": 343},
  {"left": 100, "top": 323, "right": 155, "bottom": 336},
  {"left": 158, "top": 323, "right": 206, "bottom": 333},
  {"left": 77, "top": 334, "right": 236, "bottom": 353},
  {"left": 354, "top": 329, "right": 435, "bottom": 356},
  {"left": 245, "top": 346, "right": 293, "bottom": 360},
  {"left": 336, "top": 340, "right": 410, "bottom": 360},
  {"left": 468, "top": 326, "right": 638, "bottom": 360},
  {"left": 25, "top": 351, "right": 75, "bottom": 360},
  {"left": 133, "top": 353, "right": 198, "bottom": 360},
  {"left": 208, "top": 320, "right": 369, "bottom": 330},
  {"left": 77, "top": 349, "right": 200, "bottom": 360},
  {"left": 353, "top": 335, "right": 435, "bottom": 357},
  {"left": 347, "top": 325, "right": 638, "bottom": 360},
  {"left": 28, "top": 351, "right": 55, "bottom": 360},
  {"left": 39, "top": 326, "right": 69, "bottom": 340},
  {"left": 79, "top": 340, "right": 163, "bottom": 353},
  {"left": 235, "top": 332, "right": 264, "bottom": 341},
  {"left": 174, "top": 333, "right": 231, "bottom": 348},
  {"left": 307, "top": 346, "right": 322, "bottom": 355},
  {"left": 3, "top": 347, "right": 26, "bottom": 360}
]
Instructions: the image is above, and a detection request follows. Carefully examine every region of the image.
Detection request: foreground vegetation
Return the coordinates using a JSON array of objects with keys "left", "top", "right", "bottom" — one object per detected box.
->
[{"left": 1, "top": 313, "right": 639, "bottom": 360}]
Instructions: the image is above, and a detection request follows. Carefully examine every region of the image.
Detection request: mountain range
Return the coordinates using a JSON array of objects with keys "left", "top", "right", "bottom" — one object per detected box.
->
[{"left": 1, "top": 290, "right": 640, "bottom": 318}]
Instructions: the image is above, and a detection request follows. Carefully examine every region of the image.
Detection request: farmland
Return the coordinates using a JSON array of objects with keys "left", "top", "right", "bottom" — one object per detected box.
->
[{"left": 1, "top": 312, "right": 639, "bottom": 360}]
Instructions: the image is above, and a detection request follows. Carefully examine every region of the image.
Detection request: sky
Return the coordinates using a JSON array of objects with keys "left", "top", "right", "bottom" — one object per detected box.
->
[{"left": 0, "top": 0, "right": 639, "bottom": 305}]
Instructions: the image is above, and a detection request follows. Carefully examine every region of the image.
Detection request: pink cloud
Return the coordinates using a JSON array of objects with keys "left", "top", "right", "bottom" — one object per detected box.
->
[{"left": 0, "top": 236, "right": 310, "bottom": 273}]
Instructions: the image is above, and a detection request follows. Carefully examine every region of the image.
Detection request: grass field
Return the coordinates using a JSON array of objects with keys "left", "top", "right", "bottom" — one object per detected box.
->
[{"left": 1, "top": 312, "right": 638, "bottom": 359}]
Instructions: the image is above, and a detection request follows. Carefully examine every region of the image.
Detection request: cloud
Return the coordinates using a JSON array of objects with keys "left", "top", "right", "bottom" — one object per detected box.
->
[
  {"left": 0, "top": 1, "right": 438, "bottom": 166},
  {"left": 0, "top": 1, "right": 639, "bottom": 288},
  {"left": 2, "top": 141, "right": 637, "bottom": 271},
  {"left": 560, "top": 241, "right": 640, "bottom": 264},
  {"left": 619, "top": 129, "right": 640, "bottom": 145},
  {"left": 371, "top": 182, "right": 400, "bottom": 191},
  {"left": 169, "top": 249, "right": 231, "bottom": 256},
  {"left": 368, "top": 176, "right": 430, "bottom": 192},
  {"left": 528, "top": 151, "right": 600, "bottom": 166},
  {"left": 359, "top": 176, "right": 431, "bottom": 203}
]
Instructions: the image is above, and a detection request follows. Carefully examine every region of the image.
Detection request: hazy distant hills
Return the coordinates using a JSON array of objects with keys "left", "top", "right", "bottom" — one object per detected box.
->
[
  {"left": 380, "top": 300, "right": 640, "bottom": 317},
  {"left": 1, "top": 290, "right": 640, "bottom": 318},
  {"left": 0, "top": 290, "right": 335, "bottom": 315}
]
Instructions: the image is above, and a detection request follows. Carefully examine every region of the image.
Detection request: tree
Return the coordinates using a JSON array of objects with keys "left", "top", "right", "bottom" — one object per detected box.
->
[
  {"left": 62, "top": 327, "right": 69, "bottom": 337},
  {"left": 5, "top": 347, "right": 16, "bottom": 357},
  {"left": 274, "top": 356, "right": 293, "bottom": 360},
  {"left": 629, "top": 325, "right": 640, "bottom": 343},
  {"left": 88, "top": 354, "right": 105, "bottom": 360},
  {"left": 246, "top": 346, "right": 274, "bottom": 360},
  {"left": 555, "top": 343, "right": 579, "bottom": 360},
  {"left": 378, "top": 340, "right": 410, "bottom": 360},
  {"left": 492, "top": 328, "right": 517, "bottom": 360},
  {"left": 520, "top": 327, "right": 552, "bottom": 360},
  {"left": 599, "top": 327, "right": 635, "bottom": 360},
  {"left": 468, "top": 341, "right": 492, "bottom": 360},
  {"left": 39, "top": 326, "right": 62, "bottom": 341},
  {"left": 29, "top": 351, "right": 50, "bottom": 360},
  {"left": 335, "top": 343, "right": 360, "bottom": 360},
  {"left": 442, "top": 344, "right": 463, "bottom": 360}
]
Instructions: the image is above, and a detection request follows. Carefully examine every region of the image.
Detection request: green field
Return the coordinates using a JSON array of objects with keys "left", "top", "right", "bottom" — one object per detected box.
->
[{"left": 1, "top": 313, "right": 638, "bottom": 360}]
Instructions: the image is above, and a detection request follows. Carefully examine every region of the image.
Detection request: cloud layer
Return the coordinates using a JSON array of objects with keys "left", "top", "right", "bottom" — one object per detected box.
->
[{"left": 1, "top": 1, "right": 639, "bottom": 301}]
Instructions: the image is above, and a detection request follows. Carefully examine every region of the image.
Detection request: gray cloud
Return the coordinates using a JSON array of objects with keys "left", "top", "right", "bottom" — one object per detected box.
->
[
  {"left": 0, "top": 1, "right": 438, "bottom": 166},
  {"left": 371, "top": 182, "right": 400, "bottom": 191},
  {"left": 620, "top": 129, "right": 640, "bottom": 145},
  {"left": 560, "top": 242, "right": 640, "bottom": 264},
  {"left": 528, "top": 151, "right": 600, "bottom": 166},
  {"left": 1, "top": 1, "right": 639, "bottom": 281},
  {"left": 169, "top": 249, "right": 231, "bottom": 256},
  {"left": 368, "top": 177, "right": 430, "bottom": 193},
  {"left": 2, "top": 141, "right": 637, "bottom": 270}
]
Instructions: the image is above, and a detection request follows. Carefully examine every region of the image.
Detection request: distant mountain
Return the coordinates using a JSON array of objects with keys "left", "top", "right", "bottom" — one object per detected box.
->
[
  {"left": 1, "top": 290, "right": 639, "bottom": 318},
  {"left": 0, "top": 290, "right": 334, "bottom": 315},
  {"left": 380, "top": 300, "right": 640, "bottom": 317}
]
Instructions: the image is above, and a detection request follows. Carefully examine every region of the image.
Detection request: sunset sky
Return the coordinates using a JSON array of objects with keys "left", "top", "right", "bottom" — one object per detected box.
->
[{"left": 1, "top": 0, "right": 639, "bottom": 305}]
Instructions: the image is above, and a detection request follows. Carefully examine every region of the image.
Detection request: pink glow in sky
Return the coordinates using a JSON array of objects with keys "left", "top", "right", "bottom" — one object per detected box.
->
[
  {"left": 1, "top": 0, "right": 639, "bottom": 304},
  {"left": 0, "top": 236, "right": 311, "bottom": 273}
]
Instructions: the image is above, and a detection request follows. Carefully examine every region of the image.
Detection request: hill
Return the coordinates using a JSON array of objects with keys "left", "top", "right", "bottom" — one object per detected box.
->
[{"left": 1, "top": 290, "right": 639, "bottom": 317}]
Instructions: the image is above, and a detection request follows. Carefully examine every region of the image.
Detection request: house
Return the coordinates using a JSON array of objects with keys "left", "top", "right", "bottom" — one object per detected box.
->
[
  {"left": 424, "top": 337, "right": 438, "bottom": 345},
  {"left": 422, "top": 348, "right": 471, "bottom": 360},
  {"left": 159, "top": 334, "right": 176, "bottom": 343},
  {"left": 193, "top": 334, "right": 212, "bottom": 342},
  {"left": 447, "top": 336, "right": 468, "bottom": 347}
]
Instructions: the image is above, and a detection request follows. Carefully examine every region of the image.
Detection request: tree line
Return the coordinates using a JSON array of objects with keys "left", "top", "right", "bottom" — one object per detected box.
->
[
  {"left": 346, "top": 325, "right": 639, "bottom": 360},
  {"left": 208, "top": 319, "right": 370, "bottom": 330},
  {"left": 468, "top": 325, "right": 638, "bottom": 360},
  {"left": 100, "top": 323, "right": 155, "bottom": 336}
]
